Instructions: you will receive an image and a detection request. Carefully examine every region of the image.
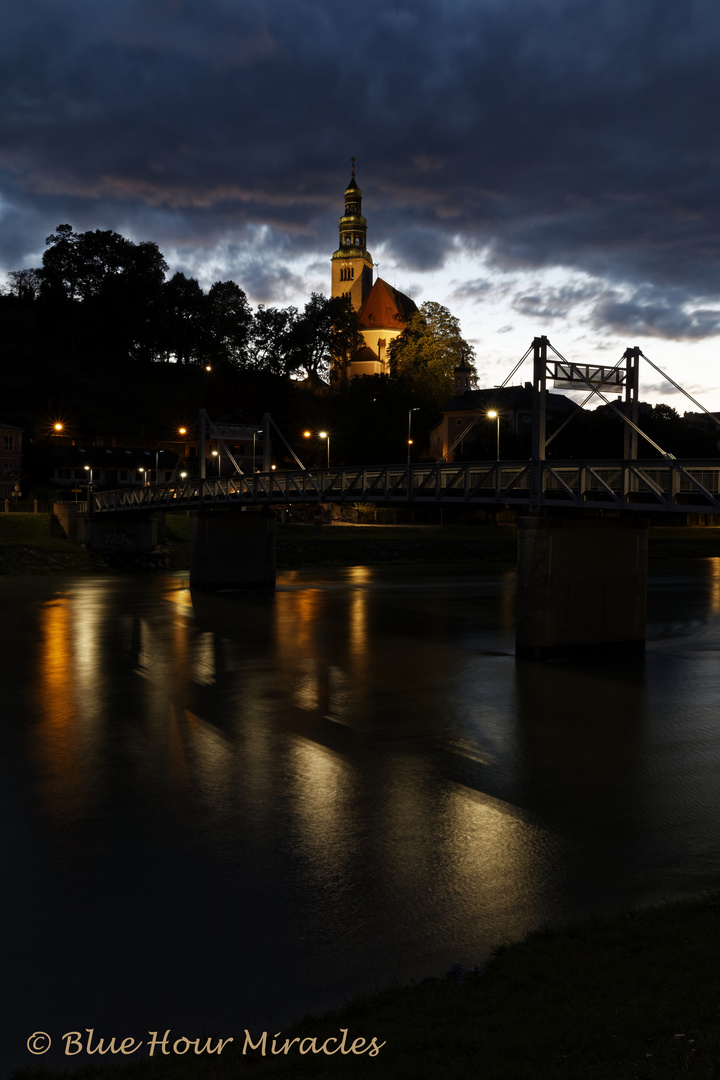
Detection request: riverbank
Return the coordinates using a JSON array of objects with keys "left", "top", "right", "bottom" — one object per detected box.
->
[
  {"left": 11, "top": 890, "right": 720, "bottom": 1080},
  {"left": 3, "top": 514, "right": 720, "bottom": 574}
]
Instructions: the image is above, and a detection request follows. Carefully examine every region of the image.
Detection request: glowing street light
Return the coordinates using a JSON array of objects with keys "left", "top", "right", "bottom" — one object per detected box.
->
[
  {"left": 407, "top": 407, "right": 420, "bottom": 468},
  {"left": 487, "top": 410, "right": 500, "bottom": 461},
  {"left": 304, "top": 429, "right": 330, "bottom": 467},
  {"left": 211, "top": 449, "right": 221, "bottom": 476}
]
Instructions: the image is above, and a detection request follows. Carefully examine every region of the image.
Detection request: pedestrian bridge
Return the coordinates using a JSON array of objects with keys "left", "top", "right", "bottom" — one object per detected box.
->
[{"left": 91, "top": 458, "right": 720, "bottom": 516}]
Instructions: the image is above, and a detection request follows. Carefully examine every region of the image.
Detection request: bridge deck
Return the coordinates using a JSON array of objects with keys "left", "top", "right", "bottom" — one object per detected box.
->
[{"left": 90, "top": 459, "right": 720, "bottom": 515}]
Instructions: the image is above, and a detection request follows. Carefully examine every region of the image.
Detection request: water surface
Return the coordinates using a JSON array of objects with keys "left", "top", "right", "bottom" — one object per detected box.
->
[{"left": 2, "top": 561, "right": 720, "bottom": 1075}]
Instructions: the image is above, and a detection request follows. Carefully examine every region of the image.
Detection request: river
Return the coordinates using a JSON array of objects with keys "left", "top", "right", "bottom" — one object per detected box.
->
[{"left": 2, "top": 561, "right": 720, "bottom": 1075}]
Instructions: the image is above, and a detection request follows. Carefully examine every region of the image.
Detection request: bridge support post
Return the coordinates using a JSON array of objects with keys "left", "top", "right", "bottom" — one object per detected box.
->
[
  {"left": 516, "top": 516, "right": 648, "bottom": 660},
  {"left": 190, "top": 510, "right": 276, "bottom": 590}
]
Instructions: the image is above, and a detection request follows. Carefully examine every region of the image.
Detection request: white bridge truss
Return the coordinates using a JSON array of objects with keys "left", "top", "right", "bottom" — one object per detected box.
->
[{"left": 92, "top": 459, "right": 720, "bottom": 515}]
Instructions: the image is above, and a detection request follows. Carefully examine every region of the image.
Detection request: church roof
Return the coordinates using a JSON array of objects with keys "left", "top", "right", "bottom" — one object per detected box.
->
[{"left": 358, "top": 278, "right": 417, "bottom": 330}]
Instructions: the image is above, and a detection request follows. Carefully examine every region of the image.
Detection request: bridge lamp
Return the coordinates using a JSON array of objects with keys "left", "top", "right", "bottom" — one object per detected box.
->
[
  {"left": 211, "top": 449, "right": 221, "bottom": 476},
  {"left": 53, "top": 422, "right": 64, "bottom": 434},
  {"left": 318, "top": 431, "right": 330, "bottom": 467},
  {"left": 178, "top": 426, "right": 187, "bottom": 436}
]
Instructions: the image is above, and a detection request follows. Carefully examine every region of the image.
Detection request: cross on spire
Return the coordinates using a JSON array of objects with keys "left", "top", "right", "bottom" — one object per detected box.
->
[{"left": 351, "top": 156, "right": 355, "bottom": 177}]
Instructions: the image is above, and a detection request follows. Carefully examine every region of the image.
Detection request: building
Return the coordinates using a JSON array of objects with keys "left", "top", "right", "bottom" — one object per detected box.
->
[
  {"left": 0, "top": 422, "right": 23, "bottom": 499},
  {"left": 331, "top": 164, "right": 417, "bottom": 378},
  {"left": 50, "top": 446, "right": 181, "bottom": 494},
  {"left": 430, "top": 365, "right": 579, "bottom": 461}
]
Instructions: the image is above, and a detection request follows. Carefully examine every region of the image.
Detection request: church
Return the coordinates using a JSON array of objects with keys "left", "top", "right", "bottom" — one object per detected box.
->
[{"left": 331, "top": 164, "right": 417, "bottom": 378}]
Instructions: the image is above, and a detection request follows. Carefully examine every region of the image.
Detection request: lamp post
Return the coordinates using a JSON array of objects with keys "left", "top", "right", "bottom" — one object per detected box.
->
[
  {"left": 318, "top": 431, "right": 330, "bottom": 467},
  {"left": 304, "top": 430, "right": 330, "bottom": 467},
  {"left": 83, "top": 464, "right": 93, "bottom": 516},
  {"left": 407, "top": 407, "right": 420, "bottom": 468},
  {"left": 252, "top": 428, "right": 263, "bottom": 473},
  {"left": 487, "top": 410, "right": 500, "bottom": 461},
  {"left": 211, "top": 449, "right": 221, "bottom": 476}
]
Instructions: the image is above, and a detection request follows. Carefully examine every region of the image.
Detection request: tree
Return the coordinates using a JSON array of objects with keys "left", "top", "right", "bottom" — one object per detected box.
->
[
  {"left": 288, "top": 293, "right": 363, "bottom": 382},
  {"left": 205, "top": 280, "right": 252, "bottom": 368},
  {"left": 388, "top": 301, "right": 475, "bottom": 406},
  {"left": 39, "top": 225, "right": 167, "bottom": 306},
  {"left": 160, "top": 272, "right": 206, "bottom": 365},
  {"left": 6, "top": 268, "right": 42, "bottom": 302},
  {"left": 247, "top": 305, "right": 299, "bottom": 375}
]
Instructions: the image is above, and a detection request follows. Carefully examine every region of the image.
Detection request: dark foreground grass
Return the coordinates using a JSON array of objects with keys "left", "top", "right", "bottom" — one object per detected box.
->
[
  {"left": 0, "top": 512, "right": 98, "bottom": 573},
  {"left": 12, "top": 892, "right": 720, "bottom": 1080},
  {"left": 4, "top": 515, "right": 720, "bottom": 574}
]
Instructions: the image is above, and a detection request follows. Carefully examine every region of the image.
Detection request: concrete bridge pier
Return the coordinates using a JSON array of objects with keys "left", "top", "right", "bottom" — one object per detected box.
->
[
  {"left": 190, "top": 509, "right": 276, "bottom": 590},
  {"left": 515, "top": 516, "right": 648, "bottom": 660}
]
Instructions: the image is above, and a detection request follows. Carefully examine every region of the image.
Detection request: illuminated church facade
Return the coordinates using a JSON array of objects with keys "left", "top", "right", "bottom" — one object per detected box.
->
[{"left": 331, "top": 165, "right": 417, "bottom": 378}]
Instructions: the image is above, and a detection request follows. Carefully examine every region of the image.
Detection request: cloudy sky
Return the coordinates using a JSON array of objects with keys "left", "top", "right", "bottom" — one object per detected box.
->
[{"left": 3, "top": 0, "right": 720, "bottom": 408}]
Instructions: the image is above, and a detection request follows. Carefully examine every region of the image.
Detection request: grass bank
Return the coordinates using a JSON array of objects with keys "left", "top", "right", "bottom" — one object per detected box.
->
[
  {"left": 3, "top": 515, "right": 720, "bottom": 574},
  {"left": 12, "top": 891, "right": 720, "bottom": 1080}
]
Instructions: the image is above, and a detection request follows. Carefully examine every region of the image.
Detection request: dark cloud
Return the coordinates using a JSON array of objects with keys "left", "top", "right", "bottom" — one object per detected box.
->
[
  {"left": 2, "top": 0, "right": 720, "bottom": 334},
  {"left": 591, "top": 285, "right": 720, "bottom": 339}
]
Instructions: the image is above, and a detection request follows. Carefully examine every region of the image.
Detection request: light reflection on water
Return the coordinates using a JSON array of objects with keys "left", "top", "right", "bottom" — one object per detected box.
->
[{"left": 2, "top": 561, "right": 720, "bottom": 1074}]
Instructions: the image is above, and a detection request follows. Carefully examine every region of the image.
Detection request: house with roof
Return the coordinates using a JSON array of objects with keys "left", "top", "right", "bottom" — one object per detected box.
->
[
  {"left": 430, "top": 363, "right": 579, "bottom": 461},
  {"left": 331, "top": 165, "right": 417, "bottom": 378},
  {"left": 50, "top": 445, "right": 181, "bottom": 494}
]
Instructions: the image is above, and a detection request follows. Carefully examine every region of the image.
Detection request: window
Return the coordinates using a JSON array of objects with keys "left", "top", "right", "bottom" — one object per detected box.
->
[
  {"left": 58, "top": 468, "right": 70, "bottom": 479},
  {"left": 119, "top": 469, "right": 128, "bottom": 481},
  {"left": 3, "top": 435, "right": 13, "bottom": 451},
  {"left": 3, "top": 463, "right": 14, "bottom": 476}
]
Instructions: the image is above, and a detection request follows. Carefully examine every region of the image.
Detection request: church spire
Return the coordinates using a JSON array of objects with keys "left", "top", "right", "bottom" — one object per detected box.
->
[{"left": 331, "top": 161, "right": 373, "bottom": 312}]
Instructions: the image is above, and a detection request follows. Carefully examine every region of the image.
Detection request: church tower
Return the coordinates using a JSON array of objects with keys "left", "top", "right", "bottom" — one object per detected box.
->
[{"left": 331, "top": 160, "right": 374, "bottom": 312}]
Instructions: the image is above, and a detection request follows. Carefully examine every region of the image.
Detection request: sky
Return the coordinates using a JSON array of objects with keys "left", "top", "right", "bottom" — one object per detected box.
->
[{"left": 3, "top": 0, "right": 720, "bottom": 410}]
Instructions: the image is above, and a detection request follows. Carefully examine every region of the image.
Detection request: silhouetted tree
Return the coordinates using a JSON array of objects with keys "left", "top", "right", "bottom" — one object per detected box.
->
[
  {"left": 247, "top": 305, "right": 299, "bottom": 375},
  {"left": 205, "top": 280, "right": 252, "bottom": 368}
]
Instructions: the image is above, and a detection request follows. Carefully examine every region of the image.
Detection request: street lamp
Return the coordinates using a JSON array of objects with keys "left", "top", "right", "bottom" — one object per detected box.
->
[
  {"left": 211, "top": 449, "right": 222, "bottom": 477},
  {"left": 304, "top": 430, "right": 330, "bottom": 467},
  {"left": 407, "top": 407, "right": 420, "bottom": 468},
  {"left": 83, "top": 464, "right": 93, "bottom": 515},
  {"left": 487, "top": 410, "right": 500, "bottom": 461},
  {"left": 252, "top": 429, "right": 263, "bottom": 473},
  {"left": 318, "top": 431, "right": 330, "bottom": 467}
]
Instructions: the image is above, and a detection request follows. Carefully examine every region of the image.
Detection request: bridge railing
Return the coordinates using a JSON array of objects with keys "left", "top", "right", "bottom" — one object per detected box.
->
[{"left": 90, "top": 459, "right": 720, "bottom": 515}]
